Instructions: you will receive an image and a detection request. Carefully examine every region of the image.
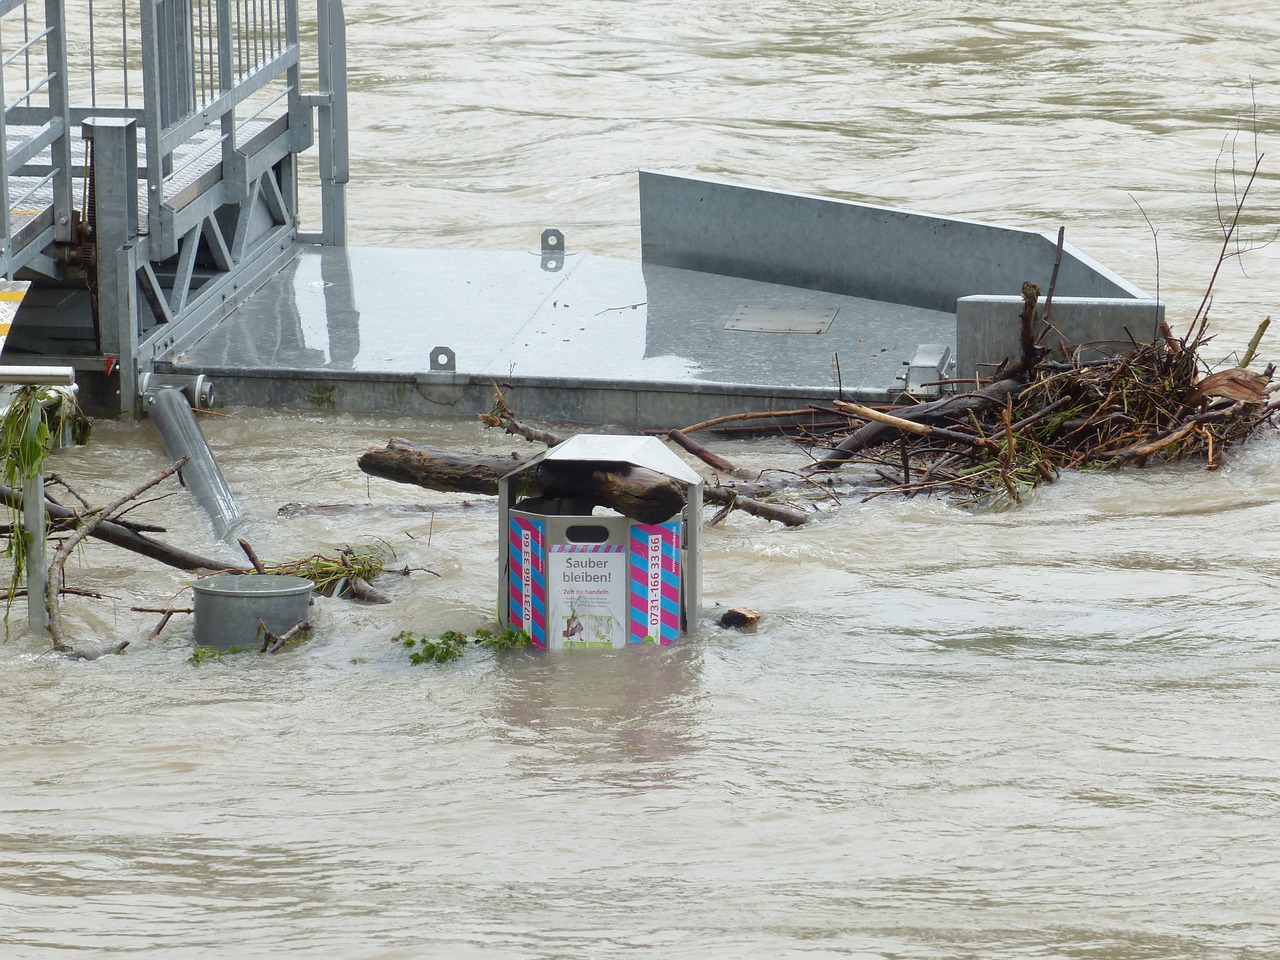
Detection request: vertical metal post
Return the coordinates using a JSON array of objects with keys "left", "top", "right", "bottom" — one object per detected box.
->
[
  {"left": 44, "top": 0, "right": 74, "bottom": 243},
  {"left": 139, "top": 0, "right": 165, "bottom": 239},
  {"left": 82, "top": 118, "right": 141, "bottom": 412},
  {"left": 0, "top": 8, "right": 10, "bottom": 278},
  {"left": 315, "top": 0, "right": 347, "bottom": 245},
  {"left": 22, "top": 410, "right": 49, "bottom": 634},
  {"left": 155, "top": 0, "right": 195, "bottom": 131},
  {"left": 218, "top": 0, "right": 239, "bottom": 200},
  {"left": 1, "top": 367, "right": 76, "bottom": 637}
]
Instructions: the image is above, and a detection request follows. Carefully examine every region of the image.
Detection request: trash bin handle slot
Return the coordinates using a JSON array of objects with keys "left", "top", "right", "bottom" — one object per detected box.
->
[{"left": 564, "top": 524, "right": 611, "bottom": 544}]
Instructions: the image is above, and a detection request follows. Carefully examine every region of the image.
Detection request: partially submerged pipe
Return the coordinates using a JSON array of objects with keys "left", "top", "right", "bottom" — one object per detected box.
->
[{"left": 146, "top": 387, "right": 242, "bottom": 540}]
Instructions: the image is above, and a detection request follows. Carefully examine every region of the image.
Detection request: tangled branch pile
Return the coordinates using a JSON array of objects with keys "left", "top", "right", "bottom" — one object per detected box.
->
[{"left": 811, "top": 304, "right": 1277, "bottom": 509}]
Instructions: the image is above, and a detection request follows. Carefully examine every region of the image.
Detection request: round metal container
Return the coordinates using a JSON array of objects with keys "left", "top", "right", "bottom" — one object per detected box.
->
[{"left": 192, "top": 574, "right": 313, "bottom": 650}]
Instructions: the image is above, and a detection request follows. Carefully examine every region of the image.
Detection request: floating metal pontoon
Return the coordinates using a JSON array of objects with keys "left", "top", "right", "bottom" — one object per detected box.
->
[{"left": 1, "top": 1, "right": 1162, "bottom": 429}]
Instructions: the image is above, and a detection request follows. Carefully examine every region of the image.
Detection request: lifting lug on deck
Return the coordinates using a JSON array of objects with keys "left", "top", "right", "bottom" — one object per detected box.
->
[{"left": 541, "top": 228, "right": 565, "bottom": 272}]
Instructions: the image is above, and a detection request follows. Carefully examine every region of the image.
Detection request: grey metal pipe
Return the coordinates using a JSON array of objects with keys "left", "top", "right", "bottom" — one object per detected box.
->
[{"left": 146, "top": 387, "right": 242, "bottom": 540}]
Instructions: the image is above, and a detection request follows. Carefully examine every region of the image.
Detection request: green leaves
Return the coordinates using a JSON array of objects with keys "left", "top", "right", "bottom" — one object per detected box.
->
[
  {"left": 400, "top": 629, "right": 465, "bottom": 664},
  {"left": 397, "top": 625, "right": 533, "bottom": 665}
]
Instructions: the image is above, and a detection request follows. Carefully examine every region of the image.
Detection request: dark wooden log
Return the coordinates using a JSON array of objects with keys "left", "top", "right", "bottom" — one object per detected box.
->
[
  {"left": 667, "top": 428, "right": 757, "bottom": 481},
  {"left": 357, "top": 439, "right": 524, "bottom": 494},
  {"left": 347, "top": 577, "right": 392, "bottom": 604},
  {"left": 358, "top": 438, "right": 687, "bottom": 524},
  {"left": 702, "top": 486, "right": 809, "bottom": 527}
]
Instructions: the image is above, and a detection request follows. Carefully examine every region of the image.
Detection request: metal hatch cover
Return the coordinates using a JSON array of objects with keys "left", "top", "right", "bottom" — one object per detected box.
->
[{"left": 726, "top": 304, "right": 838, "bottom": 334}]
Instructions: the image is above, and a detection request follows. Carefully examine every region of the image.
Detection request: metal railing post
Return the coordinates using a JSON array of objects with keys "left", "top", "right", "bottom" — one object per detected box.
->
[
  {"left": 316, "top": 0, "right": 347, "bottom": 245},
  {"left": 43, "top": 0, "right": 74, "bottom": 244},
  {"left": 82, "top": 117, "right": 141, "bottom": 411},
  {"left": 1, "top": 366, "right": 76, "bottom": 636}
]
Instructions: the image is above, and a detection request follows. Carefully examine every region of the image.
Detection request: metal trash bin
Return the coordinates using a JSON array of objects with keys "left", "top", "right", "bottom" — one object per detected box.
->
[{"left": 499, "top": 435, "right": 702, "bottom": 650}]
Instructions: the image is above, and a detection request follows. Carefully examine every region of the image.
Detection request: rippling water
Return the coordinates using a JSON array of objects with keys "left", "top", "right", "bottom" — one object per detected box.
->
[{"left": 4, "top": 2, "right": 1280, "bottom": 957}]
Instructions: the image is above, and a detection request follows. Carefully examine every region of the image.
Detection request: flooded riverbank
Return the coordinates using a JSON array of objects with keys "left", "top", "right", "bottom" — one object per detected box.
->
[{"left": 4, "top": 1, "right": 1280, "bottom": 956}]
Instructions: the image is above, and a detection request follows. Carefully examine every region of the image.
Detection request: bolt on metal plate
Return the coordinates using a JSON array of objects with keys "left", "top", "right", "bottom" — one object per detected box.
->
[
  {"left": 541, "top": 228, "right": 565, "bottom": 272},
  {"left": 429, "top": 346, "right": 456, "bottom": 371},
  {"left": 726, "top": 304, "right": 838, "bottom": 334}
]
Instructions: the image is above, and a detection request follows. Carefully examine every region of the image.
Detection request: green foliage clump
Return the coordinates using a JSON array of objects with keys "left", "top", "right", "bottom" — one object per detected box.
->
[
  {"left": 266, "top": 547, "right": 386, "bottom": 596},
  {"left": 474, "top": 625, "right": 533, "bottom": 651},
  {"left": 189, "top": 644, "right": 251, "bottom": 664},
  {"left": 397, "top": 625, "right": 532, "bottom": 665},
  {"left": 2, "top": 385, "right": 92, "bottom": 629},
  {"left": 398, "top": 629, "right": 465, "bottom": 664}
]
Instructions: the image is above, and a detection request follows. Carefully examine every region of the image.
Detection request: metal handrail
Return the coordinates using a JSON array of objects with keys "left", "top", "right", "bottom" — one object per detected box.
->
[
  {"left": 6, "top": 170, "right": 58, "bottom": 211},
  {"left": 1, "top": 24, "right": 54, "bottom": 68}
]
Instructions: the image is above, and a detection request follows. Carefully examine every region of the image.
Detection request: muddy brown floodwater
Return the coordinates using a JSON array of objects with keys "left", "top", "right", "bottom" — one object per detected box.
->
[{"left": 4, "top": 2, "right": 1280, "bottom": 957}]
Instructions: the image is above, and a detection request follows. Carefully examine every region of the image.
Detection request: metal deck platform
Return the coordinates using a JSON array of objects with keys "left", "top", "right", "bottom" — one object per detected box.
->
[
  {"left": 154, "top": 169, "right": 1161, "bottom": 429},
  {"left": 1, "top": 2, "right": 1157, "bottom": 428},
  {"left": 160, "top": 242, "right": 955, "bottom": 427}
]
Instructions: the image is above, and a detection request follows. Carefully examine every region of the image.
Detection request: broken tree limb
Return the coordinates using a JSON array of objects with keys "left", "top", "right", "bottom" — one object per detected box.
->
[
  {"left": 115, "top": 608, "right": 182, "bottom": 655},
  {"left": 677, "top": 408, "right": 822, "bottom": 435},
  {"left": 1112, "top": 420, "right": 1201, "bottom": 462},
  {"left": 359, "top": 438, "right": 687, "bottom": 523},
  {"left": 667, "top": 428, "right": 757, "bottom": 481},
  {"left": 1, "top": 483, "right": 236, "bottom": 573},
  {"left": 47, "top": 458, "right": 189, "bottom": 652},
  {"left": 702, "top": 487, "right": 809, "bottom": 527},
  {"left": 479, "top": 407, "right": 568, "bottom": 448},
  {"left": 239, "top": 539, "right": 268, "bottom": 574},
  {"left": 348, "top": 576, "right": 392, "bottom": 604},
  {"left": 358, "top": 439, "right": 524, "bottom": 494},
  {"left": 832, "top": 400, "right": 1001, "bottom": 452},
  {"left": 259, "top": 618, "right": 311, "bottom": 656}
]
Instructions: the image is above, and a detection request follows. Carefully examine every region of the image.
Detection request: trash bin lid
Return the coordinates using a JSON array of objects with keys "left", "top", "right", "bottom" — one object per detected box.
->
[{"left": 505, "top": 434, "right": 702, "bottom": 486}]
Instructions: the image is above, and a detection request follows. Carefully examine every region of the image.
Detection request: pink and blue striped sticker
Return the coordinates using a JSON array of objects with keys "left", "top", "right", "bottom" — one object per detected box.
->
[
  {"left": 628, "top": 521, "right": 681, "bottom": 645},
  {"left": 508, "top": 516, "right": 547, "bottom": 647}
]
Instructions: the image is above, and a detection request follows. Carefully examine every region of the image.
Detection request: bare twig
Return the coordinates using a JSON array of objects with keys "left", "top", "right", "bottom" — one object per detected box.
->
[
  {"left": 238, "top": 539, "right": 267, "bottom": 574},
  {"left": 667, "top": 428, "right": 757, "bottom": 481},
  {"left": 258, "top": 618, "right": 311, "bottom": 656},
  {"left": 46, "top": 458, "right": 189, "bottom": 653},
  {"left": 677, "top": 408, "right": 823, "bottom": 436}
]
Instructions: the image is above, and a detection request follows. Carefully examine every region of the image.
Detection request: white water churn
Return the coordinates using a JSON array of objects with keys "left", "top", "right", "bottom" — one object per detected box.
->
[{"left": 193, "top": 574, "right": 313, "bottom": 650}]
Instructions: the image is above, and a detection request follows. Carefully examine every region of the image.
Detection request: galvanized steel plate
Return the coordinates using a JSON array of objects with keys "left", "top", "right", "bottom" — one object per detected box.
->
[{"left": 726, "top": 304, "right": 837, "bottom": 334}]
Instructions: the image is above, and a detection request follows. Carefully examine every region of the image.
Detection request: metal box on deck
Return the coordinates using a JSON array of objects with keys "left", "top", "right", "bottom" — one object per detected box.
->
[{"left": 498, "top": 435, "right": 702, "bottom": 650}]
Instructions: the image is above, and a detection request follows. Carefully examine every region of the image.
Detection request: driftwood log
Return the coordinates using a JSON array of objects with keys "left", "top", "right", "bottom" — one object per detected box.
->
[{"left": 359, "top": 438, "right": 687, "bottom": 524}]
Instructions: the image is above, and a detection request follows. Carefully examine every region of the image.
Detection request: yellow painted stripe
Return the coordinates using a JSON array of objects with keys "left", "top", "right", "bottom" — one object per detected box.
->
[
  {"left": 0, "top": 291, "right": 25, "bottom": 301},
  {"left": 0, "top": 323, "right": 11, "bottom": 335}
]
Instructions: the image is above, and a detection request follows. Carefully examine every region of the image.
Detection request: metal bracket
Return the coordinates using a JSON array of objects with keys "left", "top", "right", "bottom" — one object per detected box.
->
[
  {"left": 541, "top": 228, "right": 565, "bottom": 272},
  {"left": 429, "top": 346, "right": 456, "bottom": 371},
  {"left": 139, "top": 372, "right": 215, "bottom": 408},
  {"left": 898, "top": 344, "right": 953, "bottom": 397}
]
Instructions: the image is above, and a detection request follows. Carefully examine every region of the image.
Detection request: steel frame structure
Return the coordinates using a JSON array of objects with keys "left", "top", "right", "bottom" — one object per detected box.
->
[{"left": 1, "top": 0, "right": 347, "bottom": 410}]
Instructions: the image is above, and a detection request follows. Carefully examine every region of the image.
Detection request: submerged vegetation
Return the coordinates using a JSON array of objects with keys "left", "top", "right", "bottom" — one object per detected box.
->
[
  {"left": 1, "top": 385, "right": 93, "bottom": 626},
  {"left": 398, "top": 625, "right": 533, "bottom": 665},
  {"left": 262, "top": 546, "right": 389, "bottom": 598}
]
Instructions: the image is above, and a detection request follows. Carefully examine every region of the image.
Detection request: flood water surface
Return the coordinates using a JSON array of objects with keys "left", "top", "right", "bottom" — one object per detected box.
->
[{"left": 5, "top": 2, "right": 1280, "bottom": 957}]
